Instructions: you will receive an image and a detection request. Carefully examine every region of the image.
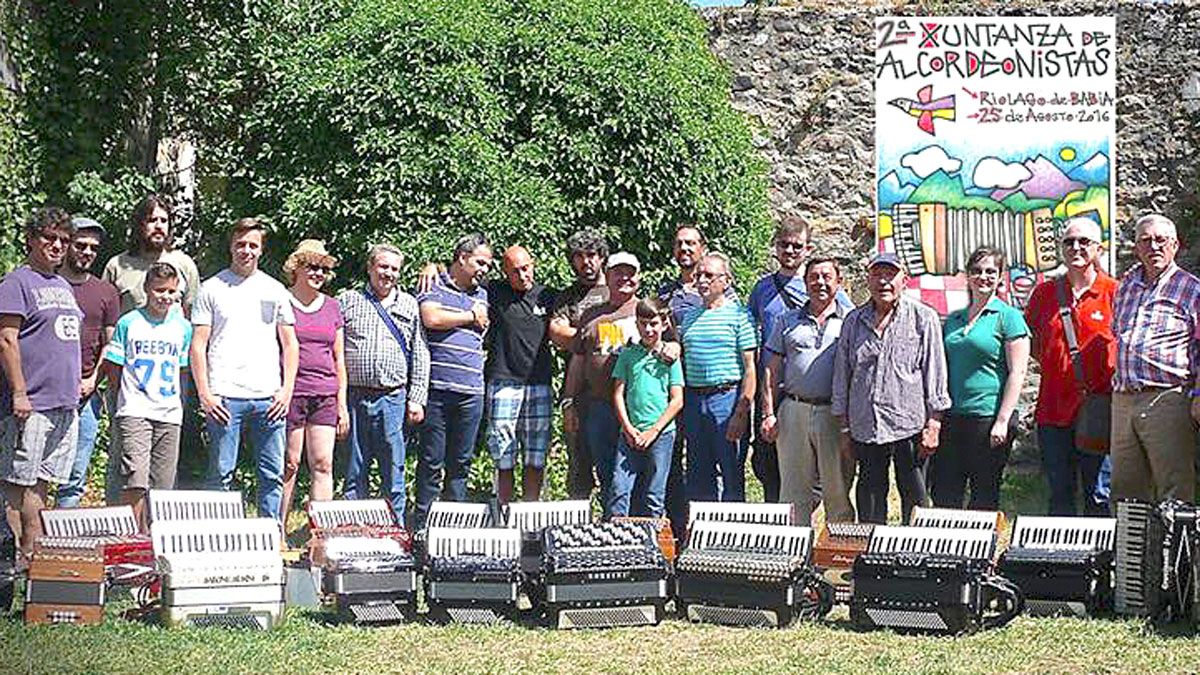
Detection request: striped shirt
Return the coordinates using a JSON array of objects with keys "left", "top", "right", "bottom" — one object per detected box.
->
[
  {"left": 679, "top": 302, "right": 757, "bottom": 387},
  {"left": 337, "top": 287, "right": 430, "bottom": 406},
  {"left": 1112, "top": 263, "right": 1200, "bottom": 392},
  {"left": 418, "top": 275, "right": 488, "bottom": 395}
]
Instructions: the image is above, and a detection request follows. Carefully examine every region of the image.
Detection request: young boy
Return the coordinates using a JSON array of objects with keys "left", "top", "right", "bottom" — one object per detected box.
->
[
  {"left": 609, "top": 297, "right": 684, "bottom": 518},
  {"left": 102, "top": 263, "right": 192, "bottom": 529}
]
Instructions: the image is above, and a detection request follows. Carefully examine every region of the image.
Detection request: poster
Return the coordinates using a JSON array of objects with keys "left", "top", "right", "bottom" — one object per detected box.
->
[{"left": 875, "top": 17, "right": 1117, "bottom": 314}]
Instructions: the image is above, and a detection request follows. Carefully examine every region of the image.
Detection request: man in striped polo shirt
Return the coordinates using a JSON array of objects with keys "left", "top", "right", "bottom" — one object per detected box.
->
[
  {"left": 414, "top": 233, "right": 492, "bottom": 529},
  {"left": 679, "top": 252, "right": 757, "bottom": 502}
]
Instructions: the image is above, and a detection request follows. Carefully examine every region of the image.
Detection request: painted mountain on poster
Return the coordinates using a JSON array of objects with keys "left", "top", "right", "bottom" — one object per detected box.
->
[
  {"left": 1067, "top": 152, "right": 1110, "bottom": 185},
  {"left": 991, "top": 155, "right": 1086, "bottom": 202},
  {"left": 878, "top": 171, "right": 916, "bottom": 209}
]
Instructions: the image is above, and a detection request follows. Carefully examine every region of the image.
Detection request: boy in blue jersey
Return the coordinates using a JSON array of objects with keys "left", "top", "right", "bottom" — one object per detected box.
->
[{"left": 102, "top": 263, "right": 192, "bottom": 529}]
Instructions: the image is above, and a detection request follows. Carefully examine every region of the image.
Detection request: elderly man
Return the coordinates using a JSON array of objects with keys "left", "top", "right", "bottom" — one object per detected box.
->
[
  {"left": 191, "top": 218, "right": 299, "bottom": 520},
  {"left": 1024, "top": 217, "right": 1115, "bottom": 515},
  {"left": 679, "top": 252, "right": 757, "bottom": 502},
  {"left": 760, "top": 256, "right": 854, "bottom": 525},
  {"left": 339, "top": 244, "right": 430, "bottom": 522},
  {"left": 414, "top": 233, "right": 492, "bottom": 529},
  {"left": 1111, "top": 214, "right": 1200, "bottom": 502},
  {"left": 0, "top": 208, "right": 82, "bottom": 562},
  {"left": 832, "top": 252, "right": 949, "bottom": 524}
]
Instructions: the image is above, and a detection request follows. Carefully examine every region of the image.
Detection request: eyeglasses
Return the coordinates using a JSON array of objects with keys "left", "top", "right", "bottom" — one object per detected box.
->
[
  {"left": 1137, "top": 235, "right": 1175, "bottom": 249},
  {"left": 1061, "top": 237, "right": 1095, "bottom": 249},
  {"left": 72, "top": 242, "right": 99, "bottom": 252},
  {"left": 775, "top": 241, "right": 808, "bottom": 251},
  {"left": 38, "top": 232, "right": 71, "bottom": 246},
  {"left": 305, "top": 263, "right": 334, "bottom": 274}
]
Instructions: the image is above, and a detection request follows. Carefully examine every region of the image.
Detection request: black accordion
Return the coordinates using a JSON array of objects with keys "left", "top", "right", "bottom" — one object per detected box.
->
[
  {"left": 1115, "top": 499, "right": 1200, "bottom": 624},
  {"left": 504, "top": 500, "right": 592, "bottom": 574},
  {"left": 539, "top": 521, "right": 669, "bottom": 629},
  {"left": 424, "top": 527, "right": 523, "bottom": 624},
  {"left": 997, "top": 516, "right": 1115, "bottom": 617},
  {"left": 676, "top": 520, "right": 832, "bottom": 627},
  {"left": 849, "top": 526, "right": 1023, "bottom": 634}
]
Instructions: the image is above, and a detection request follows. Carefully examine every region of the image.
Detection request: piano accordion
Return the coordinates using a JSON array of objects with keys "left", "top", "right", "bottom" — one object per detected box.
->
[
  {"left": 40, "top": 505, "right": 154, "bottom": 587},
  {"left": 813, "top": 522, "right": 875, "bottom": 604},
  {"left": 687, "top": 501, "right": 795, "bottom": 528},
  {"left": 25, "top": 538, "right": 106, "bottom": 625},
  {"left": 1114, "top": 499, "right": 1200, "bottom": 623},
  {"left": 504, "top": 500, "right": 591, "bottom": 574},
  {"left": 306, "top": 499, "right": 412, "bottom": 567},
  {"left": 676, "top": 520, "right": 832, "bottom": 627},
  {"left": 424, "top": 527, "right": 523, "bottom": 624},
  {"left": 910, "top": 506, "right": 1006, "bottom": 532},
  {"left": 850, "top": 526, "right": 1023, "bottom": 634},
  {"left": 148, "top": 489, "right": 245, "bottom": 522},
  {"left": 997, "top": 516, "right": 1115, "bottom": 617},
  {"left": 320, "top": 536, "right": 418, "bottom": 624},
  {"left": 152, "top": 517, "right": 285, "bottom": 629},
  {"left": 539, "top": 521, "right": 669, "bottom": 629}
]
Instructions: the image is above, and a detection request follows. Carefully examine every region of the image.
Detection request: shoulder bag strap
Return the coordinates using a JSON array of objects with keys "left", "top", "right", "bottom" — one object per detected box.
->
[
  {"left": 362, "top": 288, "right": 411, "bottom": 363},
  {"left": 772, "top": 273, "right": 801, "bottom": 311},
  {"left": 1053, "top": 277, "right": 1088, "bottom": 391}
]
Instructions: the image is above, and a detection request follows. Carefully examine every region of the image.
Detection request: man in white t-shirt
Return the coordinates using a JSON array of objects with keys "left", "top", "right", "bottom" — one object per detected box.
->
[{"left": 190, "top": 218, "right": 299, "bottom": 519}]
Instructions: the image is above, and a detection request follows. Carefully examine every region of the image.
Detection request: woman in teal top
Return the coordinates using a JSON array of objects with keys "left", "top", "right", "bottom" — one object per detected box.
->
[{"left": 933, "top": 246, "right": 1031, "bottom": 510}]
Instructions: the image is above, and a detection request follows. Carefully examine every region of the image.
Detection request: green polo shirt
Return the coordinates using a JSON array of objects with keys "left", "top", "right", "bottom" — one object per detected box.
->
[{"left": 943, "top": 297, "right": 1030, "bottom": 416}]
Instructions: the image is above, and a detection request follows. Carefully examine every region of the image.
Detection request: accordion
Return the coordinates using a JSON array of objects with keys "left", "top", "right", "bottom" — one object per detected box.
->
[
  {"left": 687, "top": 501, "right": 794, "bottom": 528},
  {"left": 25, "top": 538, "right": 106, "bottom": 625},
  {"left": 148, "top": 489, "right": 246, "bottom": 522},
  {"left": 850, "top": 526, "right": 1023, "bottom": 634},
  {"left": 40, "top": 506, "right": 154, "bottom": 587},
  {"left": 1115, "top": 499, "right": 1200, "bottom": 624},
  {"left": 504, "top": 500, "right": 591, "bottom": 574},
  {"left": 909, "top": 506, "right": 1006, "bottom": 532},
  {"left": 812, "top": 522, "right": 875, "bottom": 604},
  {"left": 424, "top": 527, "right": 523, "bottom": 624},
  {"left": 997, "top": 516, "right": 1115, "bottom": 617},
  {"left": 612, "top": 516, "right": 675, "bottom": 563},
  {"left": 320, "top": 536, "right": 418, "bottom": 624},
  {"left": 307, "top": 499, "right": 412, "bottom": 566},
  {"left": 540, "top": 521, "right": 670, "bottom": 629},
  {"left": 152, "top": 517, "right": 285, "bottom": 630},
  {"left": 676, "top": 520, "right": 832, "bottom": 627}
]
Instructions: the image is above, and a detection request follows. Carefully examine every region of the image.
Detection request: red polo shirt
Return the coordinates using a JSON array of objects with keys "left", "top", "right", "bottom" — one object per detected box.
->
[{"left": 1024, "top": 272, "right": 1117, "bottom": 427}]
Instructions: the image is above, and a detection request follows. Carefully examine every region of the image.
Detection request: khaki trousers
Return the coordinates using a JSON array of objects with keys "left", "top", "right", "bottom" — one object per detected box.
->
[
  {"left": 776, "top": 398, "right": 856, "bottom": 525},
  {"left": 1111, "top": 388, "right": 1197, "bottom": 502}
]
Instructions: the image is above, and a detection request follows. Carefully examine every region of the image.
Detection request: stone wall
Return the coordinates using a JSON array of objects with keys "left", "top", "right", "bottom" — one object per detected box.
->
[{"left": 701, "top": 1, "right": 1200, "bottom": 269}]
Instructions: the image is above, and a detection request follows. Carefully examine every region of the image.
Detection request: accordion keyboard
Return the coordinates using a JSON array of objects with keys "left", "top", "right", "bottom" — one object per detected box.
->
[
  {"left": 148, "top": 490, "right": 245, "bottom": 522},
  {"left": 1114, "top": 500, "right": 1156, "bottom": 616},
  {"left": 425, "top": 501, "right": 493, "bottom": 530},
  {"left": 41, "top": 506, "right": 139, "bottom": 538},
  {"left": 868, "top": 526, "right": 995, "bottom": 561},
  {"left": 504, "top": 501, "right": 591, "bottom": 533},
  {"left": 1010, "top": 516, "right": 1116, "bottom": 551},
  {"left": 687, "top": 502, "right": 794, "bottom": 527},
  {"left": 909, "top": 506, "right": 1003, "bottom": 532},
  {"left": 687, "top": 521, "right": 812, "bottom": 560},
  {"left": 308, "top": 500, "right": 396, "bottom": 530}
]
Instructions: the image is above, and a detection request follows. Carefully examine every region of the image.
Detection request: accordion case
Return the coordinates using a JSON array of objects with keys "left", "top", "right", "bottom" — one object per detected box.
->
[
  {"left": 998, "top": 516, "right": 1116, "bottom": 617},
  {"left": 676, "top": 521, "right": 832, "bottom": 627},
  {"left": 25, "top": 539, "right": 107, "bottom": 626},
  {"left": 1114, "top": 499, "right": 1200, "bottom": 624},
  {"left": 320, "top": 537, "right": 418, "bottom": 624},
  {"left": 39, "top": 506, "right": 154, "bottom": 587},
  {"left": 540, "top": 521, "right": 669, "bottom": 629},
  {"left": 425, "top": 528, "right": 523, "bottom": 624}
]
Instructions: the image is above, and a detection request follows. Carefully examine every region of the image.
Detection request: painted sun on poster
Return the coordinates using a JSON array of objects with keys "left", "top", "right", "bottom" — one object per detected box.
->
[{"left": 875, "top": 17, "right": 1116, "bottom": 314}]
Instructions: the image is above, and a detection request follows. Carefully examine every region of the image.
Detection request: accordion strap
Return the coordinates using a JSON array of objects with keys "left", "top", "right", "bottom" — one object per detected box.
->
[
  {"left": 980, "top": 573, "right": 1025, "bottom": 630},
  {"left": 795, "top": 572, "right": 835, "bottom": 620}
]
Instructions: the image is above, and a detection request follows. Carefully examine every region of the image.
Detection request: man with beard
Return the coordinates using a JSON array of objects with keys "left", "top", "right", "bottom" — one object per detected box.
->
[
  {"left": 55, "top": 217, "right": 120, "bottom": 508},
  {"left": 102, "top": 194, "right": 201, "bottom": 315}
]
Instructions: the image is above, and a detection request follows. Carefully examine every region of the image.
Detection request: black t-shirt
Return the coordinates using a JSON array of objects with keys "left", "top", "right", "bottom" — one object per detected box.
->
[{"left": 485, "top": 280, "right": 558, "bottom": 384}]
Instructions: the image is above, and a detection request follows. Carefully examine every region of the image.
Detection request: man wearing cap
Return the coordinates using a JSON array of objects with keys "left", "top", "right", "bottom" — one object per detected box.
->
[
  {"left": 56, "top": 217, "right": 121, "bottom": 507},
  {"left": 563, "top": 252, "right": 641, "bottom": 514},
  {"left": 832, "top": 252, "right": 949, "bottom": 524}
]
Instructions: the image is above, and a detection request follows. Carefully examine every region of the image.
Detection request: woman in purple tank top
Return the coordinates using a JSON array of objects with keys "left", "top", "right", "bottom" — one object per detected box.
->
[{"left": 281, "top": 240, "right": 348, "bottom": 514}]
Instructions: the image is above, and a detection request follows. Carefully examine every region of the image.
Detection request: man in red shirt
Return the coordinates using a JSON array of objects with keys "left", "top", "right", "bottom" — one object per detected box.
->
[{"left": 1024, "top": 217, "right": 1115, "bottom": 515}]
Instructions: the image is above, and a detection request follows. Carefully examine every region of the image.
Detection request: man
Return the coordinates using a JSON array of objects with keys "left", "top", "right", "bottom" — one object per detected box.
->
[
  {"left": 102, "top": 194, "right": 201, "bottom": 314},
  {"left": 548, "top": 230, "right": 609, "bottom": 500},
  {"left": 563, "top": 252, "right": 642, "bottom": 514},
  {"left": 1111, "top": 214, "right": 1200, "bottom": 502},
  {"left": 56, "top": 217, "right": 120, "bottom": 508},
  {"left": 746, "top": 216, "right": 853, "bottom": 503},
  {"left": 0, "top": 208, "right": 82, "bottom": 563},
  {"left": 485, "top": 246, "right": 556, "bottom": 504},
  {"left": 191, "top": 218, "right": 298, "bottom": 520},
  {"left": 414, "top": 233, "right": 492, "bottom": 529},
  {"left": 760, "top": 256, "right": 854, "bottom": 525},
  {"left": 679, "top": 252, "right": 757, "bottom": 503},
  {"left": 832, "top": 252, "right": 948, "bottom": 524},
  {"left": 339, "top": 244, "right": 430, "bottom": 523},
  {"left": 1024, "top": 217, "right": 1115, "bottom": 515}
]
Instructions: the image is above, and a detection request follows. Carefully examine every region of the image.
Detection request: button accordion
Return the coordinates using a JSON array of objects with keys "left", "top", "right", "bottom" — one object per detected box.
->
[
  {"left": 39, "top": 505, "right": 154, "bottom": 587},
  {"left": 850, "top": 526, "right": 1023, "bottom": 634},
  {"left": 997, "top": 515, "right": 1115, "bottom": 617},
  {"left": 676, "top": 520, "right": 832, "bottom": 627},
  {"left": 424, "top": 527, "right": 523, "bottom": 624},
  {"left": 813, "top": 522, "right": 875, "bottom": 604},
  {"left": 504, "top": 500, "right": 592, "bottom": 574},
  {"left": 148, "top": 489, "right": 246, "bottom": 522},
  {"left": 539, "top": 521, "right": 670, "bottom": 629},
  {"left": 152, "top": 517, "right": 285, "bottom": 629},
  {"left": 612, "top": 517, "right": 675, "bottom": 563},
  {"left": 1114, "top": 499, "right": 1200, "bottom": 624},
  {"left": 25, "top": 538, "right": 106, "bottom": 625}
]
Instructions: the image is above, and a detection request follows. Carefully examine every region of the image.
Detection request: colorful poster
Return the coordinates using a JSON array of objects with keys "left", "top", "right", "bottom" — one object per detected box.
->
[{"left": 875, "top": 17, "right": 1116, "bottom": 314}]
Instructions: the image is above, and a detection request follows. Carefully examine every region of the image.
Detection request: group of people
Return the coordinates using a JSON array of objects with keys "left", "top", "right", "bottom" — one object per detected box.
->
[{"left": 1, "top": 192, "right": 1197, "bottom": 563}]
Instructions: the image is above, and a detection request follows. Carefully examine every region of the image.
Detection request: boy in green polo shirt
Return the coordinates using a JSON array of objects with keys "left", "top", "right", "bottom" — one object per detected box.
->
[{"left": 609, "top": 298, "right": 684, "bottom": 517}]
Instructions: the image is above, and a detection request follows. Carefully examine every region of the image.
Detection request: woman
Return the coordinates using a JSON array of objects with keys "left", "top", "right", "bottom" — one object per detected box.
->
[
  {"left": 933, "top": 246, "right": 1030, "bottom": 510},
  {"left": 280, "top": 240, "right": 349, "bottom": 514}
]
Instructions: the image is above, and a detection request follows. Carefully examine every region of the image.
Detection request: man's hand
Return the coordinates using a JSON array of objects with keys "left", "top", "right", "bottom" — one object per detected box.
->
[
  {"left": 622, "top": 426, "right": 641, "bottom": 451},
  {"left": 655, "top": 342, "right": 681, "bottom": 364},
  {"left": 471, "top": 303, "right": 489, "bottom": 331},
  {"left": 760, "top": 413, "right": 779, "bottom": 443},
  {"left": 10, "top": 391, "right": 31, "bottom": 421},
  {"left": 563, "top": 406, "right": 579, "bottom": 435},
  {"left": 839, "top": 432, "right": 855, "bottom": 464},
  {"left": 199, "top": 392, "right": 230, "bottom": 425},
  {"left": 336, "top": 404, "right": 350, "bottom": 440},
  {"left": 407, "top": 402, "right": 425, "bottom": 426},
  {"left": 416, "top": 263, "right": 439, "bottom": 295},
  {"left": 989, "top": 416, "right": 1010, "bottom": 448},
  {"left": 726, "top": 405, "right": 750, "bottom": 442},
  {"left": 918, "top": 418, "right": 941, "bottom": 458},
  {"left": 267, "top": 388, "right": 292, "bottom": 422},
  {"left": 79, "top": 376, "right": 97, "bottom": 400},
  {"left": 634, "top": 427, "right": 659, "bottom": 451}
]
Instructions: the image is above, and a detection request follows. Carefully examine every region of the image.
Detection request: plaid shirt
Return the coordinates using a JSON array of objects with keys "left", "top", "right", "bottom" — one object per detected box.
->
[
  {"left": 337, "top": 286, "right": 430, "bottom": 406},
  {"left": 1112, "top": 263, "right": 1200, "bottom": 392}
]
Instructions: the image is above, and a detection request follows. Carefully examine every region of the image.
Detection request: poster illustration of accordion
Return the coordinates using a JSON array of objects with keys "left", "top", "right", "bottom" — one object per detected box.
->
[{"left": 875, "top": 16, "right": 1116, "bottom": 314}]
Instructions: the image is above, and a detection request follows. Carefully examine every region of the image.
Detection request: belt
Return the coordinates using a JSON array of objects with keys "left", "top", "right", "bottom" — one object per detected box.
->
[
  {"left": 784, "top": 393, "right": 831, "bottom": 406},
  {"left": 1118, "top": 384, "right": 1184, "bottom": 395},
  {"left": 352, "top": 385, "right": 405, "bottom": 395},
  {"left": 687, "top": 382, "right": 739, "bottom": 395}
]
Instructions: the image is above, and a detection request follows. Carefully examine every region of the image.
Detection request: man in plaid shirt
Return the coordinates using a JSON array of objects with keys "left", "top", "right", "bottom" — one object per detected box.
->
[{"left": 1111, "top": 214, "right": 1200, "bottom": 503}]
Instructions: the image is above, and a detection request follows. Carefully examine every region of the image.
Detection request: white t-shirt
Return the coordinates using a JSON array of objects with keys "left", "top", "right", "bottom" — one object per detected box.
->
[
  {"left": 192, "top": 268, "right": 295, "bottom": 398},
  {"left": 105, "top": 307, "right": 193, "bottom": 424}
]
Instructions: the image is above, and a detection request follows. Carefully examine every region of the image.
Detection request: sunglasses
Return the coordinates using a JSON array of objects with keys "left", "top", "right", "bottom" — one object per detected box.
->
[
  {"left": 1061, "top": 237, "right": 1095, "bottom": 248},
  {"left": 305, "top": 262, "right": 335, "bottom": 274}
]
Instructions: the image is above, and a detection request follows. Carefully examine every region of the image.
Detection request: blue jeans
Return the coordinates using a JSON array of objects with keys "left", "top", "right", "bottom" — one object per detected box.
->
[
  {"left": 683, "top": 388, "right": 747, "bottom": 502},
  {"left": 344, "top": 387, "right": 409, "bottom": 523},
  {"left": 56, "top": 394, "right": 103, "bottom": 507},
  {"left": 609, "top": 428, "right": 676, "bottom": 518},
  {"left": 413, "top": 389, "right": 484, "bottom": 530},
  {"left": 582, "top": 399, "right": 620, "bottom": 517},
  {"left": 205, "top": 397, "right": 286, "bottom": 519},
  {"left": 1039, "top": 424, "right": 1111, "bottom": 516}
]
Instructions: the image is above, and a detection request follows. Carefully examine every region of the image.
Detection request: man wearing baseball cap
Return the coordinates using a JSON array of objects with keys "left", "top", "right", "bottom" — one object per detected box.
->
[{"left": 831, "top": 252, "right": 949, "bottom": 524}]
